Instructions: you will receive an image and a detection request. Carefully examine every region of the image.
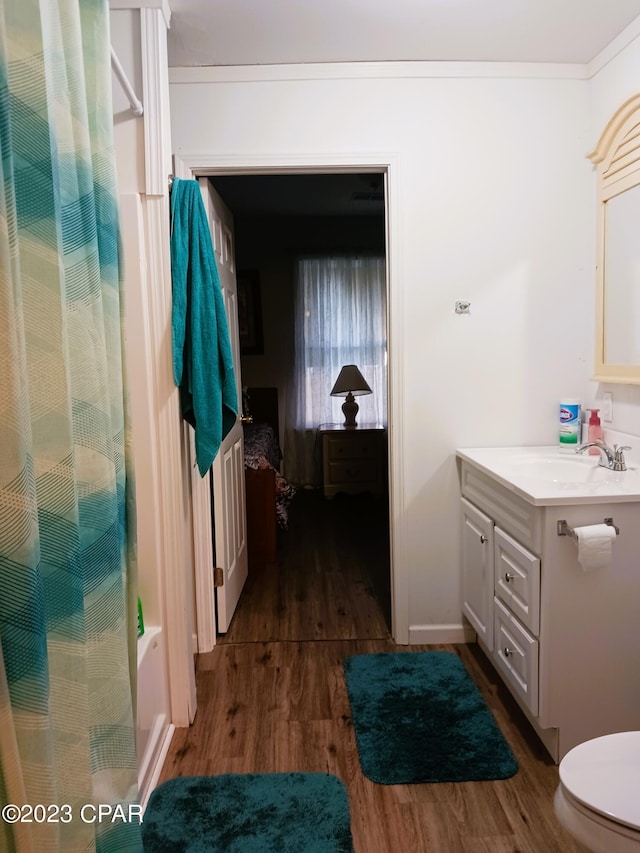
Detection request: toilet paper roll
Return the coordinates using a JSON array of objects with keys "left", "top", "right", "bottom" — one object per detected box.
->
[{"left": 574, "top": 524, "right": 616, "bottom": 572}]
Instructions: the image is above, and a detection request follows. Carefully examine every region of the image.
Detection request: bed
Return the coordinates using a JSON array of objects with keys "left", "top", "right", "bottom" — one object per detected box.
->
[{"left": 243, "top": 387, "right": 295, "bottom": 567}]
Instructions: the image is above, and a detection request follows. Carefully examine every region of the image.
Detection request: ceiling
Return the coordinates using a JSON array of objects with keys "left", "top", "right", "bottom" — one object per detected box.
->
[
  {"left": 167, "top": 0, "right": 640, "bottom": 68},
  {"left": 170, "top": 0, "right": 640, "bottom": 216},
  {"left": 210, "top": 173, "right": 385, "bottom": 218}
]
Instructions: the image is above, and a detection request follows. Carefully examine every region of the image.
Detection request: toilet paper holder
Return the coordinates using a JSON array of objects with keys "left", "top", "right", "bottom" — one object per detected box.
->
[{"left": 557, "top": 518, "right": 620, "bottom": 538}]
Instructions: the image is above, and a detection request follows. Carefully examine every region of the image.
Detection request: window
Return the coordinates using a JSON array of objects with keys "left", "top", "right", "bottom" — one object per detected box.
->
[{"left": 284, "top": 255, "right": 387, "bottom": 484}]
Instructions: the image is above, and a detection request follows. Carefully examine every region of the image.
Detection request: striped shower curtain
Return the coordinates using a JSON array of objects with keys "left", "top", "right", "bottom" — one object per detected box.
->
[{"left": 0, "top": 2, "right": 141, "bottom": 852}]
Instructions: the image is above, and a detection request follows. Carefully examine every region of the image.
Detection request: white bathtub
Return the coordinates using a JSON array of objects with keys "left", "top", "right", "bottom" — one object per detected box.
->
[{"left": 137, "top": 626, "right": 172, "bottom": 809}]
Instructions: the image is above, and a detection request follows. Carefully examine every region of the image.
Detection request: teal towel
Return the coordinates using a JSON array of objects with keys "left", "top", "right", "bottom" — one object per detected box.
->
[{"left": 171, "top": 178, "right": 238, "bottom": 475}]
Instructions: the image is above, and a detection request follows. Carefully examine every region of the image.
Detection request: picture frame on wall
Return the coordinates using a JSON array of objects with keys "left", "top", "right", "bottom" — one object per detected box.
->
[{"left": 237, "top": 270, "right": 264, "bottom": 355}]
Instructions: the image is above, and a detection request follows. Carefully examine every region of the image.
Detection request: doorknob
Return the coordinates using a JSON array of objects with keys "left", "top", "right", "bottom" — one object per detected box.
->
[{"left": 240, "top": 414, "right": 253, "bottom": 424}]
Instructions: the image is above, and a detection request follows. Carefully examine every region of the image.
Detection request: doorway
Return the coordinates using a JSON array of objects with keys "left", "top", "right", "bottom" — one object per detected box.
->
[
  {"left": 209, "top": 172, "right": 391, "bottom": 640},
  {"left": 172, "top": 151, "right": 406, "bottom": 645}
]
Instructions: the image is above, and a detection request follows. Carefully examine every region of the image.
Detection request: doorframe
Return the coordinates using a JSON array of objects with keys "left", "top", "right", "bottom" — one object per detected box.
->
[{"left": 173, "top": 151, "right": 409, "bottom": 646}]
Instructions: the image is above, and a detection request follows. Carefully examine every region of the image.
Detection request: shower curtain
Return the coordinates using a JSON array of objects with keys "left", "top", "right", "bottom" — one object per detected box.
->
[{"left": 0, "top": 2, "right": 141, "bottom": 852}]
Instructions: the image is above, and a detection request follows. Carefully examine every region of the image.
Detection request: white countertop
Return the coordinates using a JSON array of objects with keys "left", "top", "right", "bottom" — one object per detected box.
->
[{"left": 456, "top": 445, "right": 640, "bottom": 506}]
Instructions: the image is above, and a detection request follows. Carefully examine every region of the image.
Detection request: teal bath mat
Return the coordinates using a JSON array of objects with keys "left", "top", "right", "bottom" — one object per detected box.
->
[
  {"left": 142, "top": 772, "right": 354, "bottom": 852},
  {"left": 344, "top": 651, "right": 518, "bottom": 784}
]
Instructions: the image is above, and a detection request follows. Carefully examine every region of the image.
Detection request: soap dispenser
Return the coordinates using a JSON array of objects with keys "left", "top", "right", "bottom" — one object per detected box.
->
[{"left": 587, "top": 408, "right": 602, "bottom": 455}]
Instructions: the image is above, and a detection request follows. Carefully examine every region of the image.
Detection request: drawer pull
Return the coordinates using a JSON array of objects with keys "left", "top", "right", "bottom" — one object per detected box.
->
[
  {"left": 503, "top": 647, "right": 515, "bottom": 658},
  {"left": 480, "top": 534, "right": 488, "bottom": 544},
  {"left": 504, "top": 572, "right": 516, "bottom": 583}
]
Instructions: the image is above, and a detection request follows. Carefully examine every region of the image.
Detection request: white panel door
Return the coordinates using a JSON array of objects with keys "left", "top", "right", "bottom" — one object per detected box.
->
[{"left": 198, "top": 177, "right": 248, "bottom": 634}]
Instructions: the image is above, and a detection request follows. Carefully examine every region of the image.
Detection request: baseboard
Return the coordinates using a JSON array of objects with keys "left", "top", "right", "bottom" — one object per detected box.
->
[
  {"left": 138, "top": 720, "right": 175, "bottom": 812},
  {"left": 408, "top": 623, "right": 476, "bottom": 645}
]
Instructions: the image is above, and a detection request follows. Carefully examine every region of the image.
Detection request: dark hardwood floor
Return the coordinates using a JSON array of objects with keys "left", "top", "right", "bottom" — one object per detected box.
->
[
  {"left": 160, "top": 489, "right": 588, "bottom": 852},
  {"left": 221, "top": 489, "right": 392, "bottom": 643}
]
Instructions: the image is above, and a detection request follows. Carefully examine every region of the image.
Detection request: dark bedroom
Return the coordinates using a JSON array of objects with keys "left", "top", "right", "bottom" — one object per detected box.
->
[{"left": 210, "top": 172, "right": 392, "bottom": 644}]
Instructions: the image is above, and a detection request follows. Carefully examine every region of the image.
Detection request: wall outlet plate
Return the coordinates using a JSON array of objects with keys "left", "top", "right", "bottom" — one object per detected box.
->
[{"left": 602, "top": 392, "right": 613, "bottom": 423}]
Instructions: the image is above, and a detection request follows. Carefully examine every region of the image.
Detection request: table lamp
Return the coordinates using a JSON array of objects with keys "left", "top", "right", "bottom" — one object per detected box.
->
[{"left": 330, "top": 364, "right": 372, "bottom": 428}]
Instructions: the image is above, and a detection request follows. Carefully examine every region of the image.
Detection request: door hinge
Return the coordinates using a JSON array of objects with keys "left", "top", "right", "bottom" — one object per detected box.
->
[{"left": 214, "top": 567, "right": 224, "bottom": 587}]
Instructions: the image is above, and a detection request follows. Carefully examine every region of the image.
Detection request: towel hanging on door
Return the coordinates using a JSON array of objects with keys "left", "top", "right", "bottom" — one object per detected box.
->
[{"left": 170, "top": 178, "right": 237, "bottom": 475}]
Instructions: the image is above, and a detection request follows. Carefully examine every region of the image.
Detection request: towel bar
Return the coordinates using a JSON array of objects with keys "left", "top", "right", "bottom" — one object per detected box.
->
[{"left": 557, "top": 518, "right": 620, "bottom": 538}]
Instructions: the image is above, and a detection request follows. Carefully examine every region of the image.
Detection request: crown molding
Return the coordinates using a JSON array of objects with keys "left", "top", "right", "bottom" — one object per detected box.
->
[
  {"left": 109, "top": 0, "right": 170, "bottom": 28},
  {"left": 587, "top": 14, "right": 640, "bottom": 79},
  {"left": 169, "top": 60, "right": 588, "bottom": 86}
]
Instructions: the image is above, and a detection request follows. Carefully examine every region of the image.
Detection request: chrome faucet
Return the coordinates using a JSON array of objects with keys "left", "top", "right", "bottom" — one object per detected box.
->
[{"left": 576, "top": 439, "right": 630, "bottom": 471}]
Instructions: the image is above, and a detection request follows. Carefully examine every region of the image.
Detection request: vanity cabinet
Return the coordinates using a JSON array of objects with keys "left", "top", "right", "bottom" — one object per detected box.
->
[
  {"left": 492, "top": 527, "right": 540, "bottom": 716},
  {"left": 461, "top": 496, "right": 540, "bottom": 717},
  {"left": 458, "top": 454, "right": 640, "bottom": 763},
  {"left": 493, "top": 527, "right": 540, "bottom": 636},
  {"left": 461, "top": 498, "right": 494, "bottom": 651}
]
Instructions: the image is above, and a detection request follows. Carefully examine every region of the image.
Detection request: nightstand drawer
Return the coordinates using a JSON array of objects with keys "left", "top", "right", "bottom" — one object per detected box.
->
[
  {"left": 328, "top": 460, "right": 378, "bottom": 484},
  {"left": 326, "top": 435, "right": 378, "bottom": 460}
]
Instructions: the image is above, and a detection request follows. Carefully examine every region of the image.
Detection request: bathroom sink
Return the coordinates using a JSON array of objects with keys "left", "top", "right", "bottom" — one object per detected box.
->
[
  {"left": 456, "top": 445, "right": 640, "bottom": 505},
  {"left": 508, "top": 454, "right": 624, "bottom": 484}
]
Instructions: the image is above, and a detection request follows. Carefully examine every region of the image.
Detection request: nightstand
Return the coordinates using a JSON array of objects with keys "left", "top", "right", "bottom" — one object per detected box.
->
[{"left": 319, "top": 424, "right": 386, "bottom": 499}]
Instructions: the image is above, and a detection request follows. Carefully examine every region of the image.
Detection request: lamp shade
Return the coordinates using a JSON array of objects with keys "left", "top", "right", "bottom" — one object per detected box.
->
[{"left": 330, "top": 365, "right": 372, "bottom": 397}]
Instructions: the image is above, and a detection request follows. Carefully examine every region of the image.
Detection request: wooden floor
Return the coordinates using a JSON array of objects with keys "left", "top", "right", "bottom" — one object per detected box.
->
[
  {"left": 160, "top": 489, "right": 588, "bottom": 852},
  {"left": 221, "top": 489, "right": 392, "bottom": 643}
]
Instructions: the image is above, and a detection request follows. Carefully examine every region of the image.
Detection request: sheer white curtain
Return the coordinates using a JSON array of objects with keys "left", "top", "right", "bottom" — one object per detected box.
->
[{"left": 284, "top": 255, "right": 387, "bottom": 486}]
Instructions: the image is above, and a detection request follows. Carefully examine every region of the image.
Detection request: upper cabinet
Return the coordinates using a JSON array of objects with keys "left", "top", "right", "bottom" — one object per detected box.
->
[{"left": 588, "top": 94, "right": 640, "bottom": 384}]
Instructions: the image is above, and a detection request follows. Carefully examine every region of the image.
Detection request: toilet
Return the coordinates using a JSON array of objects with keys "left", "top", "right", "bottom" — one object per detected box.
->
[{"left": 554, "top": 731, "right": 640, "bottom": 852}]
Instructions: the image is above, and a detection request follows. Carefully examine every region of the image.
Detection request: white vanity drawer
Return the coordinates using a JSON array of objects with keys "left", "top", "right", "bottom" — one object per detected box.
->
[
  {"left": 494, "top": 526, "right": 540, "bottom": 636},
  {"left": 493, "top": 597, "right": 539, "bottom": 715},
  {"left": 460, "top": 462, "right": 542, "bottom": 553}
]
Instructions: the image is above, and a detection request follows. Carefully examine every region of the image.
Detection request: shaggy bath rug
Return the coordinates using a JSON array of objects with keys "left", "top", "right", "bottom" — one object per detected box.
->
[
  {"left": 141, "top": 772, "right": 354, "bottom": 852},
  {"left": 343, "top": 651, "right": 518, "bottom": 784}
]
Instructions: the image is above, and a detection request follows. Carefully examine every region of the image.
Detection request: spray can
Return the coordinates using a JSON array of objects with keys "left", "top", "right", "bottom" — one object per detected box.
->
[{"left": 559, "top": 399, "right": 581, "bottom": 448}]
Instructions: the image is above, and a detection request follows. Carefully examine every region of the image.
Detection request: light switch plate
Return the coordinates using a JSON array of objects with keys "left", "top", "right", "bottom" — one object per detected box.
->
[{"left": 602, "top": 392, "right": 613, "bottom": 422}]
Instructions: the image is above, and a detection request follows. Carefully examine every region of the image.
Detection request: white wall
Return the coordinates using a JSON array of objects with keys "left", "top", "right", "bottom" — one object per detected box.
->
[
  {"left": 111, "top": 9, "right": 164, "bottom": 635},
  {"left": 111, "top": 10, "right": 145, "bottom": 191},
  {"left": 587, "top": 33, "right": 640, "bottom": 444},
  {"left": 169, "top": 65, "right": 594, "bottom": 640},
  {"left": 111, "top": 8, "right": 175, "bottom": 789},
  {"left": 111, "top": 4, "right": 195, "bottom": 795}
]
